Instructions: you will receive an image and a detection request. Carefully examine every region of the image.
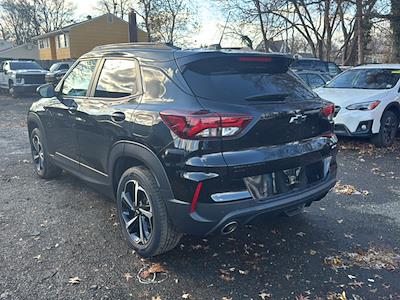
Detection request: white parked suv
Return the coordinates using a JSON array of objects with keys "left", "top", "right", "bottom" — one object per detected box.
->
[{"left": 315, "top": 64, "right": 400, "bottom": 147}]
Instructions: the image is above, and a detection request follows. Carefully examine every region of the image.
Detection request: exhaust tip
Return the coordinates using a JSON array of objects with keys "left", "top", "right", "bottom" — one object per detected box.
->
[{"left": 221, "top": 221, "right": 238, "bottom": 235}]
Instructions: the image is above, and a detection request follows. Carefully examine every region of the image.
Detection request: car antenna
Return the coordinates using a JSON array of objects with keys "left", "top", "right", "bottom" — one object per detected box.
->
[{"left": 207, "top": 11, "right": 231, "bottom": 50}]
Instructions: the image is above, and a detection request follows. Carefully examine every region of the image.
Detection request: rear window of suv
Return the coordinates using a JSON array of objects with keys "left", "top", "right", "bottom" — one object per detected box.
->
[{"left": 181, "top": 56, "right": 316, "bottom": 103}]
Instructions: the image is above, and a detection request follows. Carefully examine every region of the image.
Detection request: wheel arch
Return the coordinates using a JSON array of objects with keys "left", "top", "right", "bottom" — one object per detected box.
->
[
  {"left": 382, "top": 102, "right": 400, "bottom": 121},
  {"left": 27, "top": 112, "right": 46, "bottom": 142},
  {"left": 108, "top": 141, "right": 174, "bottom": 201}
]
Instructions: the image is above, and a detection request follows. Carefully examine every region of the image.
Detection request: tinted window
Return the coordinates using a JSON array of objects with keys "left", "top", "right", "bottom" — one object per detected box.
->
[
  {"left": 60, "top": 64, "right": 70, "bottom": 70},
  {"left": 10, "top": 61, "right": 43, "bottom": 70},
  {"left": 62, "top": 60, "right": 97, "bottom": 96},
  {"left": 326, "top": 69, "right": 400, "bottom": 90},
  {"left": 94, "top": 59, "right": 137, "bottom": 98},
  {"left": 182, "top": 57, "right": 316, "bottom": 102},
  {"left": 291, "top": 60, "right": 327, "bottom": 73},
  {"left": 308, "top": 74, "right": 325, "bottom": 88},
  {"left": 328, "top": 63, "right": 341, "bottom": 76}
]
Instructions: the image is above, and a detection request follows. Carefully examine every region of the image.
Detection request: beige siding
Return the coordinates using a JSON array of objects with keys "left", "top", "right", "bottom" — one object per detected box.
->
[
  {"left": 137, "top": 29, "right": 148, "bottom": 42},
  {"left": 38, "top": 48, "right": 53, "bottom": 60},
  {"left": 56, "top": 47, "right": 71, "bottom": 60},
  {"left": 36, "top": 14, "right": 150, "bottom": 60},
  {"left": 69, "top": 15, "right": 130, "bottom": 59}
]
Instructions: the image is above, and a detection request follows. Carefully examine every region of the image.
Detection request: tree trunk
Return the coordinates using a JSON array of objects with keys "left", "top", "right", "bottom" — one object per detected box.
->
[
  {"left": 356, "top": 0, "right": 364, "bottom": 64},
  {"left": 391, "top": 0, "right": 400, "bottom": 62},
  {"left": 254, "top": 0, "right": 268, "bottom": 52}
]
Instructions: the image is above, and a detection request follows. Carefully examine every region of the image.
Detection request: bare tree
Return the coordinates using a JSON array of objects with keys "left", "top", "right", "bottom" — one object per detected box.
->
[
  {"left": 96, "top": 0, "right": 131, "bottom": 19},
  {"left": 0, "top": 0, "right": 75, "bottom": 44},
  {"left": 134, "top": 0, "right": 197, "bottom": 45}
]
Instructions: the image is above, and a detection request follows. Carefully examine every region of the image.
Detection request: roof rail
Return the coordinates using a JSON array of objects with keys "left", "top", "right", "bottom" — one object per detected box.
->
[{"left": 92, "top": 42, "right": 181, "bottom": 51}]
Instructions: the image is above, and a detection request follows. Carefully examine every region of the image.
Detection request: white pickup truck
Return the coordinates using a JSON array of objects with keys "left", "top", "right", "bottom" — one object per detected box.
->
[{"left": 0, "top": 60, "right": 48, "bottom": 97}]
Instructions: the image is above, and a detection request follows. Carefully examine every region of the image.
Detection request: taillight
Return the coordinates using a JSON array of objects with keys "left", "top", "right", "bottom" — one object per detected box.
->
[
  {"left": 160, "top": 110, "right": 253, "bottom": 139},
  {"left": 321, "top": 103, "right": 335, "bottom": 120}
]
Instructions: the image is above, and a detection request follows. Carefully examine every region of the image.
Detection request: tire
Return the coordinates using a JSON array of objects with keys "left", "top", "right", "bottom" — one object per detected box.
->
[
  {"left": 371, "top": 110, "right": 399, "bottom": 147},
  {"left": 116, "top": 166, "right": 182, "bottom": 257},
  {"left": 29, "top": 128, "right": 62, "bottom": 179}
]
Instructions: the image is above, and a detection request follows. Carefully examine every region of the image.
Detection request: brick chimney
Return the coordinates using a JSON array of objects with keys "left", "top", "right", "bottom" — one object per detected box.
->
[{"left": 128, "top": 10, "right": 138, "bottom": 42}]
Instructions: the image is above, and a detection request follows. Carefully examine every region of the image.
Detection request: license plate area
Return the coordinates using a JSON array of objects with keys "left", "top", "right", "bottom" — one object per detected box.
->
[{"left": 243, "top": 157, "right": 331, "bottom": 200}]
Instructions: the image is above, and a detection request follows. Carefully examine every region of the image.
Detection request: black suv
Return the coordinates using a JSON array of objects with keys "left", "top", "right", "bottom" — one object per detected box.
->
[{"left": 28, "top": 43, "right": 337, "bottom": 257}]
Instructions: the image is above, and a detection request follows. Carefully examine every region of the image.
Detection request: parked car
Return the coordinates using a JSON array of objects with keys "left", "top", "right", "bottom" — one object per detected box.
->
[
  {"left": 296, "top": 70, "right": 331, "bottom": 89},
  {"left": 291, "top": 58, "right": 342, "bottom": 78},
  {"left": 45, "top": 61, "right": 74, "bottom": 84},
  {"left": 27, "top": 43, "right": 338, "bottom": 257},
  {"left": 0, "top": 60, "right": 47, "bottom": 97},
  {"left": 315, "top": 64, "right": 400, "bottom": 147}
]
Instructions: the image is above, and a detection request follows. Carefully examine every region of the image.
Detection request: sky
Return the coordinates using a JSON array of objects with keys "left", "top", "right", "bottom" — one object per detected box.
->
[{"left": 69, "top": 0, "right": 237, "bottom": 48}]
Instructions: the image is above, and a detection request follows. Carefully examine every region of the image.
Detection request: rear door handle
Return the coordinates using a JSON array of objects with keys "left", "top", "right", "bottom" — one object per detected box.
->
[{"left": 111, "top": 112, "right": 125, "bottom": 122}]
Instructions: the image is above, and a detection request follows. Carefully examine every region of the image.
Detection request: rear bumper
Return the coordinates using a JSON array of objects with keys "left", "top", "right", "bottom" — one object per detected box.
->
[{"left": 166, "top": 171, "right": 336, "bottom": 236}]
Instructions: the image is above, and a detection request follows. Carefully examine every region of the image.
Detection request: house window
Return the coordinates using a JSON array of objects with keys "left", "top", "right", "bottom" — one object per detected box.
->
[
  {"left": 38, "top": 38, "right": 50, "bottom": 49},
  {"left": 56, "top": 34, "right": 70, "bottom": 48}
]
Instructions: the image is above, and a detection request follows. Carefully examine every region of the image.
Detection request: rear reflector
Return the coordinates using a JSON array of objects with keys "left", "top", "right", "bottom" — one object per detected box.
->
[
  {"left": 321, "top": 104, "right": 335, "bottom": 119},
  {"left": 160, "top": 110, "right": 252, "bottom": 139},
  {"left": 190, "top": 182, "right": 203, "bottom": 213}
]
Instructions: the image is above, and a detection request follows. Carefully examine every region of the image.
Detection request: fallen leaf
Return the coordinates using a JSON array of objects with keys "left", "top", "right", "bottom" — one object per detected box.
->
[
  {"left": 68, "top": 276, "right": 81, "bottom": 284},
  {"left": 140, "top": 263, "right": 167, "bottom": 279},
  {"left": 333, "top": 182, "right": 359, "bottom": 195},
  {"left": 123, "top": 272, "right": 133, "bottom": 281},
  {"left": 182, "top": 293, "right": 190, "bottom": 299},
  {"left": 285, "top": 274, "right": 292, "bottom": 280},
  {"left": 219, "top": 274, "right": 235, "bottom": 282},
  {"left": 259, "top": 291, "right": 272, "bottom": 299},
  {"left": 339, "top": 291, "right": 347, "bottom": 300}
]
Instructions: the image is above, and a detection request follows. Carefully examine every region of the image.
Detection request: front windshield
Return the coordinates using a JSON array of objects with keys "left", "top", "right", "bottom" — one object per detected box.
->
[
  {"left": 10, "top": 61, "right": 43, "bottom": 70},
  {"left": 326, "top": 68, "right": 400, "bottom": 90}
]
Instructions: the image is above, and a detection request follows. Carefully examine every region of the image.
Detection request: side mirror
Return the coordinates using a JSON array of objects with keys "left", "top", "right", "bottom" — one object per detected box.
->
[{"left": 37, "top": 83, "right": 56, "bottom": 98}]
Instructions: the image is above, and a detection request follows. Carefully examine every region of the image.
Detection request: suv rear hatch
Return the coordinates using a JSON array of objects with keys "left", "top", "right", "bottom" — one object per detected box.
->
[
  {"left": 175, "top": 52, "right": 333, "bottom": 149},
  {"left": 175, "top": 51, "right": 335, "bottom": 199}
]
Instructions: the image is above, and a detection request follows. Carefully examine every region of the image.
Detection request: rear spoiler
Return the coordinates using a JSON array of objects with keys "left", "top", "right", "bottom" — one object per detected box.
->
[{"left": 174, "top": 51, "right": 294, "bottom": 74}]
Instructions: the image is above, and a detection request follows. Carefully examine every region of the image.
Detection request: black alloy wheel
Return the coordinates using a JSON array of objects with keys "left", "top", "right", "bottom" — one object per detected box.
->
[
  {"left": 372, "top": 111, "right": 398, "bottom": 147},
  {"left": 116, "top": 166, "right": 182, "bottom": 257},
  {"left": 120, "top": 179, "right": 153, "bottom": 246}
]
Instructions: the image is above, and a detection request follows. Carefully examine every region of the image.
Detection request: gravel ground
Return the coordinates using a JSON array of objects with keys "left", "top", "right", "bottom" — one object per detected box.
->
[{"left": 0, "top": 95, "right": 399, "bottom": 300}]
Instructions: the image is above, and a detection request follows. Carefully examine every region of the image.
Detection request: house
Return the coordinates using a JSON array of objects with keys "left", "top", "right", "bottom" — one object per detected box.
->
[
  {"left": 0, "top": 43, "right": 39, "bottom": 60},
  {"left": 32, "top": 13, "right": 148, "bottom": 61}
]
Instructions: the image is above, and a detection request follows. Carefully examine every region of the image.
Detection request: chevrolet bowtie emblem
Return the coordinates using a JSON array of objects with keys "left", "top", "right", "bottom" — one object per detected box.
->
[{"left": 289, "top": 114, "right": 307, "bottom": 124}]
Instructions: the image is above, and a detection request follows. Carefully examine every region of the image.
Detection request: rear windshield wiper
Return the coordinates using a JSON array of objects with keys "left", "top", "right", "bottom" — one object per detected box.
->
[{"left": 245, "top": 93, "right": 290, "bottom": 101}]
